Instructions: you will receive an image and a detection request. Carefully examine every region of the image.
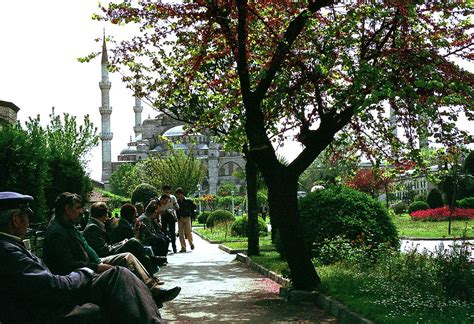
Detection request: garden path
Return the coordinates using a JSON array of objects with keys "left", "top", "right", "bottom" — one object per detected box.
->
[{"left": 157, "top": 233, "right": 335, "bottom": 323}]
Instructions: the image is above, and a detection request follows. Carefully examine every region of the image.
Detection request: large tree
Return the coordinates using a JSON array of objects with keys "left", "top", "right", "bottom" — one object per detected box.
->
[{"left": 96, "top": 1, "right": 473, "bottom": 289}]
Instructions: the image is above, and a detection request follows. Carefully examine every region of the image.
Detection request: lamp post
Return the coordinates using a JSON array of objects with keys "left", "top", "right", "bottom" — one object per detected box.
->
[
  {"left": 197, "top": 184, "right": 202, "bottom": 215},
  {"left": 231, "top": 190, "right": 235, "bottom": 216}
]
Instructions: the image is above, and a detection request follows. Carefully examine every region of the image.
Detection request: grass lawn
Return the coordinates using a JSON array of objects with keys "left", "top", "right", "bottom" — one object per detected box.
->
[
  {"left": 248, "top": 252, "right": 474, "bottom": 324},
  {"left": 223, "top": 236, "right": 274, "bottom": 250},
  {"left": 194, "top": 226, "right": 246, "bottom": 242},
  {"left": 393, "top": 213, "right": 474, "bottom": 238}
]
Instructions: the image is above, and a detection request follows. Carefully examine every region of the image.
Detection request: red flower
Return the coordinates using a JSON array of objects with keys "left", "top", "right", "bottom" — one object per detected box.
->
[{"left": 410, "top": 207, "right": 474, "bottom": 221}]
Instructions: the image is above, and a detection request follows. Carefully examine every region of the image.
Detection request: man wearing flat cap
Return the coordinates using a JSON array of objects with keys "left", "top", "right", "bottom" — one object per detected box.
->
[{"left": 0, "top": 191, "right": 162, "bottom": 323}]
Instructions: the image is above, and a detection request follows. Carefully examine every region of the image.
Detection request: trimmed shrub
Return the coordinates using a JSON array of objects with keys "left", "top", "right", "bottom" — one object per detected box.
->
[
  {"left": 408, "top": 201, "right": 430, "bottom": 214},
  {"left": 206, "top": 209, "right": 235, "bottom": 228},
  {"left": 131, "top": 183, "right": 159, "bottom": 205},
  {"left": 391, "top": 201, "right": 407, "bottom": 215},
  {"left": 413, "top": 193, "right": 427, "bottom": 202},
  {"left": 299, "top": 186, "right": 399, "bottom": 260},
  {"left": 457, "top": 197, "right": 474, "bottom": 209},
  {"left": 427, "top": 188, "right": 444, "bottom": 209},
  {"left": 230, "top": 216, "right": 268, "bottom": 237},
  {"left": 464, "top": 150, "right": 474, "bottom": 175},
  {"left": 197, "top": 211, "right": 211, "bottom": 224}
]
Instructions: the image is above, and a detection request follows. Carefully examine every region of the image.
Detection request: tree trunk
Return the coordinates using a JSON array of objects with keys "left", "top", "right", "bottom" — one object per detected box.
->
[
  {"left": 267, "top": 173, "right": 320, "bottom": 290},
  {"left": 246, "top": 155, "right": 260, "bottom": 256}
]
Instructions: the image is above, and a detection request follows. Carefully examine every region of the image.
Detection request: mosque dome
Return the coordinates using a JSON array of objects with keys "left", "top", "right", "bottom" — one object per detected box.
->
[
  {"left": 162, "top": 125, "right": 202, "bottom": 137},
  {"left": 163, "top": 125, "right": 185, "bottom": 137},
  {"left": 120, "top": 145, "right": 137, "bottom": 155}
]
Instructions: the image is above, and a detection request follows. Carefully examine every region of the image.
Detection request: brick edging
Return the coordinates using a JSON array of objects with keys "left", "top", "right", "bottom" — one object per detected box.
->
[{"left": 235, "top": 253, "right": 373, "bottom": 324}]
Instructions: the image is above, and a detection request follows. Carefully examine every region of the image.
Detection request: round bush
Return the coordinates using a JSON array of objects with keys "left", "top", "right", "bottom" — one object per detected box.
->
[
  {"left": 206, "top": 209, "right": 235, "bottom": 228},
  {"left": 457, "top": 197, "right": 474, "bottom": 209},
  {"left": 299, "top": 186, "right": 399, "bottom": 258},
  {"left": 427, "top": 188, "right": 444, "bottom": 209},
  {"left": 408, "top": 201, "right": 430, "bottom": 214},
  {"left": 413, "top": 193, "right": 427, "bottom": 202},
  {"left": 197, "top": 211, "right": 211, "bottom": 224},
  {"left": 391, "top": 201, "right": 407, "bottom": 215},
  {"left": 131, "top": 183, "right": 159, "bottom": 205},
  {"left": 230, "top": 216, "right": 268, "bottom": 237}
]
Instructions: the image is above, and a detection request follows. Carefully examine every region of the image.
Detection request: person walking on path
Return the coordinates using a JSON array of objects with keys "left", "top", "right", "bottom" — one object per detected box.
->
[
  {"left": 175, "top": 188, "right": 197, "bottom": 252},
  {"left": 161, "top": 185, "right": 179, "bottom": 253}
]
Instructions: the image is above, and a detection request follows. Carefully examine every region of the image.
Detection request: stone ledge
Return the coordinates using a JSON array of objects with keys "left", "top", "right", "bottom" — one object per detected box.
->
[{"left": 235, "top": 253, "right": 372, "bottom": 324}]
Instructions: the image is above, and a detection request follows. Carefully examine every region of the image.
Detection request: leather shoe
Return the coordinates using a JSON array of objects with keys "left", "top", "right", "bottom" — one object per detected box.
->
[{"left": 152, "top": 286, "right": 181, "bottom": 305}]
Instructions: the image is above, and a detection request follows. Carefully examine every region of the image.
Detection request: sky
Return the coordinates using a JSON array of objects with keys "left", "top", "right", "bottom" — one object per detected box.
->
[
  {"left": 0, "top": 1, "right": 472, "bottom": 182},
  {"left": 0, "top": 1, "right": 157, "bottom": 180}
]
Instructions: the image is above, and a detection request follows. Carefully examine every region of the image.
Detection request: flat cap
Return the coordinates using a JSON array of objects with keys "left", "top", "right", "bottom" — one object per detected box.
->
[{"left": 0, "top": 192, "right": 34, "bottom": 210}]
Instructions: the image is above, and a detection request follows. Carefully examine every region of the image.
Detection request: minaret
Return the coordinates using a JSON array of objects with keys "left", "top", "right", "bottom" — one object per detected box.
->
[
  {"left": 133, "top": 96, "right": 143, "bottom": 139},
  {"left": 99, "top": 32, "right": 113, "bottom": 187}
]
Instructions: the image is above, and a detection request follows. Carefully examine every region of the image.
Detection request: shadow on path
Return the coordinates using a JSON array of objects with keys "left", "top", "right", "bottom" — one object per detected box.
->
[{"left": 158, "top": 233, "right": 334, "bottom": 323}]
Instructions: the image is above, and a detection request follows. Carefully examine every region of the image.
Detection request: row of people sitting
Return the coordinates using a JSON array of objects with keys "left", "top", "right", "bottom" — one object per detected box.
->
[{"left": 0, "top": 191, "right": 181, "bottom": 323}]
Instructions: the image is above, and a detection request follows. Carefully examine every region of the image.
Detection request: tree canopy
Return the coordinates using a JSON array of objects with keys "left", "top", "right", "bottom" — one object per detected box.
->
[
  {"left": 0, "top": 113, "right": 98, "bottom": 221},
  {"left": 95, "top": 0, "right": 473, "bottom": 290}
]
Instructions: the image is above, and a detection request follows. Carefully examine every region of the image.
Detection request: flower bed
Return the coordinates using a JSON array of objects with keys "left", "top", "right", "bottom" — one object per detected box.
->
[{"left": 410, "top": 207, "right": 474, "bottom": 221}]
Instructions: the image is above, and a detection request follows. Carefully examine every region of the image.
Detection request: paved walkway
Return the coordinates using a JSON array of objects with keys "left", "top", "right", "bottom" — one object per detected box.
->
[{"left": 157, "top": 233, "right": 334, "bottom": 323}]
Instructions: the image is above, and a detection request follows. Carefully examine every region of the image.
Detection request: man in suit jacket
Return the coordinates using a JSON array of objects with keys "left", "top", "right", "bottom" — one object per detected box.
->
[
  {"left": 84, "top": 202, "right": 160, "bottom": 275},
  {"left": 43, "top": 192, "right": 180, "bottom": 308},
  {"left": 0, "top": 191, "right": 161, "bottom": 323}
]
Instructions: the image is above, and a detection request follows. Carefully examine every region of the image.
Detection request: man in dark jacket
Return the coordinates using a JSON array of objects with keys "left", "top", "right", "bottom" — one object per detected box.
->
[
  {"left": 136, "top": 197, "right": 170, "bottom": 263},
  {"left": 84, "top": 202, "right": 159, "bottom": 275},
  {"left": 111, "top": 203, "right": 137, "bottom": 243},
  {"left": 0, "top": 191, "right": 161, "bottom": 323},
  {"left": 43, "top": 192, "right": 180, "bottom": 307},
  {"left": 175, "top": 188, "right": 197, "bottom": 252}
]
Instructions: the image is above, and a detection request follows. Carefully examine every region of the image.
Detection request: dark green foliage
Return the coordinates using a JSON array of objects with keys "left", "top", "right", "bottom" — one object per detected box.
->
[
  {"left": 457, "top": 197, "right": 474, "bottom": 209},
  {"left": 408, "top": 201, "right": 430, "bottom": 214},
  {"left": 96, "top": 189, "right": 130, "bottom": 209},
  {"left": 413, "top": 194, "right": 427, "bottom": 202},
  {"left": 299, "top": 186, "right": 399, "bottom": 260},
  {"left": 131, "top": 183, "right": 158, "bottom": 204},
  {"left": 391, "top": 202, "right": 407, "bottom": 215},
  {"left": 197, "top": 211, "right": 211, "bottom": 224},
  {"left": 427, "top": 188, "right": 444, "bottom": 209},
  {"left": 230, "top": 215, "right": 268, "bottom": 237},
  {"left": 0, "top": 113, "right": 98, "bottom": 222},
  {"left": 45, "top": 152, "right": 92, "bottom": 210},
  {"left": 206, "top": 209, "right": 235, "bottom": 228},
  {"left": 0, "top": 124, "right": 49, "bottom": 222},
  {"left": 109, "top": 163, "right": 139, "bottom": 197},
  {"left": 463, "top": 151, "right": 474, "bottom": 175}
]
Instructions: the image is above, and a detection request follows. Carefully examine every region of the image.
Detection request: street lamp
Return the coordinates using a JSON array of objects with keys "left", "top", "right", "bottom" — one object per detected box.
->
[
  {"left": 197, "top": 184, "right": 202, "bottom": 215},
  {"left": 231, "top": 190, "right": 235, "bottom": 216}
]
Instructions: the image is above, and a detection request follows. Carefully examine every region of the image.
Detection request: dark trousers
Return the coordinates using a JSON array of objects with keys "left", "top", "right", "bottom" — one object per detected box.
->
[
  {"left": 114, "top": 238, "right": 158, "bottom": 274},
  {"left": 85, "top": 266, "right": 161, "bottom": 323},
  {"left": 162, "top": 219, "right": 177, "bottom": 253}
]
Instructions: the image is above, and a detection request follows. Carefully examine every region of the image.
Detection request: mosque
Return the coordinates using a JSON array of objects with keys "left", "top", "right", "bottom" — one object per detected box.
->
[{"left": 98, "top": 37, "right": 245, "bottom": 195}]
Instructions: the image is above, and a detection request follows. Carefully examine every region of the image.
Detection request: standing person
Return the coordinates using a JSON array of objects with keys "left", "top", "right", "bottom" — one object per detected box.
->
[
  {"left": 175, "top": 188, "right": 197, "bottom": 252},
  {"left": 43, "top": 192, "right": 180, "bottom": 307},
  {"left": 161, "top": 185, "right": 179, "bottom": 253},
  {"left": 0, "top": 191, "right": 161, "bottom": 323}
]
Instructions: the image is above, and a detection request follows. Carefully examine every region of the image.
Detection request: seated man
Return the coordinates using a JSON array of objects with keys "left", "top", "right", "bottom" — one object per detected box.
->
[
  {"left": 0, "top": 191, "right": 161, "bottom": 323},
  {"left": 137, "top": 196, "right": 170, "bottom": 261},
  {"left": 43, "top": 192, "right": 180, "bottom": 307},
  {"left": 84, "top": 202, "right": 160, "bottom": 275},
  {"left": 111, "top": 203, "right": 138, "bottom": 244}
]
